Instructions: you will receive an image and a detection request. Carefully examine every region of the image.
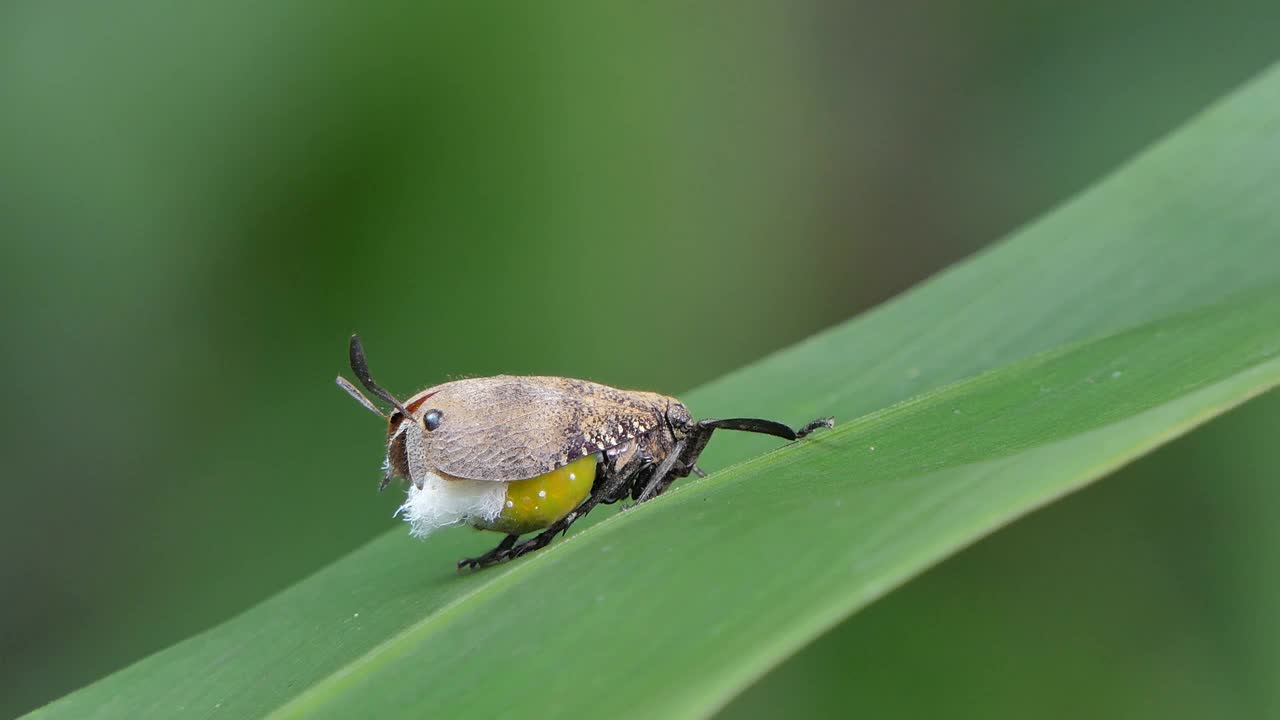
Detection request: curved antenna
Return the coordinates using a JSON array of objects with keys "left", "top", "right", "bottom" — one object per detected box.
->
[{"left": 348, "top": 334, "right": 414, "bottom": 419}]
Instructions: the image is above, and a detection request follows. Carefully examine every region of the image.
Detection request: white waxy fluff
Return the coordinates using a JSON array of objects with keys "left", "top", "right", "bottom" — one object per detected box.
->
[
  {"left": 391, "top": 417, "right": 505, "bottom": 538},
  {"left": 394, "top": 471, "right": 506, "bottom": 538}
]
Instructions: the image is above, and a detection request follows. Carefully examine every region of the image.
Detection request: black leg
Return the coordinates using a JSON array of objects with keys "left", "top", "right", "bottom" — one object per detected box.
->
[
  {"left": 457, "top": 456, "right": 650, "bottom": 571},
  {"left": 459, "top": 490, "right": 607, "bottom": 570},
  {"left": 457, "top": 533, "right": 519, "bottom": 571}
]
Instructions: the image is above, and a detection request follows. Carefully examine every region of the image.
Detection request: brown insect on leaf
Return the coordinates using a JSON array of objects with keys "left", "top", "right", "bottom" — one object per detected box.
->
[{"left": 337, "top": 335, "right": 833, "bottom": 571}]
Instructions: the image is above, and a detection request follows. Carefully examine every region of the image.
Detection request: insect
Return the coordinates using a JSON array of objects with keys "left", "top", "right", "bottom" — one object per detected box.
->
[{"left": 336, "top": 335, "right": 833, "bottom": 570}]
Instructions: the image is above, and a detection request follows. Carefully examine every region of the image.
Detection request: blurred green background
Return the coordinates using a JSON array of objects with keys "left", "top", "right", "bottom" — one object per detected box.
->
[{"left": 3, "top": 2, "right": 1278, "bottom": 718}]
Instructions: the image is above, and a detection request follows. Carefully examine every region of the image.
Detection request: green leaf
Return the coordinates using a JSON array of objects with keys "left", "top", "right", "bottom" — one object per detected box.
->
[{"left": 29, "top": 66, "right": 1280, "bottom": 720}]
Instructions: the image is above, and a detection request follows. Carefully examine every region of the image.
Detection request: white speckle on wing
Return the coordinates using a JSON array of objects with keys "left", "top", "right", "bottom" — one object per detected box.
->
[{"left": 537, "top": 490, "right": 547, "bottom": 498}]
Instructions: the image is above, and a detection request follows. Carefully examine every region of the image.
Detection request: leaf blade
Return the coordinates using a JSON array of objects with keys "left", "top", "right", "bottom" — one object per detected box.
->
[
  {"left": 268, "top": 291, "right": 1280, "bottom": 719},
  {"left": 27, "top": 62, "right": 1280, "bottom": 720}
]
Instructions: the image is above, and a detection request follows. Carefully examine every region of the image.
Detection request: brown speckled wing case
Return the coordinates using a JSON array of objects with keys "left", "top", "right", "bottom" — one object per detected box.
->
[{"left": 406, "top": 376, "right": 675, "bottom": 482}]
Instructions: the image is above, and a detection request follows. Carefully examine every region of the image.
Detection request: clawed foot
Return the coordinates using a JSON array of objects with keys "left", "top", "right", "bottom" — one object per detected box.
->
[
  {"left": 457, "top": 549, "right": 511, "bottom": 571},
  {"left": 458, "top": 542, "right": 541, "bottom": 571},
  {"left": 457, "top": 533, "right": 520, "bottom": 571},
  {"left": 458, "top": 543, "right": 536, "bottom": 571}
]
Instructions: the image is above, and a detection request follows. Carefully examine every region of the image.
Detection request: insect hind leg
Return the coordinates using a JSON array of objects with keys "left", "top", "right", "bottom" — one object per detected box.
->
[
  {"left": 457, "top": 497, "right": 603, "bottom": 571},
  {"left": 457, "top": 454, "right": 650, "bottom": 571},
  {"left": 457, "top": 533, "right": 519, "bottom": 571}
]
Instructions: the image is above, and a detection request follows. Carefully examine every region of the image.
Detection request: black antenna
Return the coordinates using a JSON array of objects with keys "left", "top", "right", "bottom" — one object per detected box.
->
[{"left": 348, "top": 334, "right": 414, "bottom": 418}]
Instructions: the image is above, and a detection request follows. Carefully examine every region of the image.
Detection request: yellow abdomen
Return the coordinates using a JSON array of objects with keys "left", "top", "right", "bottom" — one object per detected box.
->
[{"left": 475, "top": 454, "right": 597, "bottom": 535}]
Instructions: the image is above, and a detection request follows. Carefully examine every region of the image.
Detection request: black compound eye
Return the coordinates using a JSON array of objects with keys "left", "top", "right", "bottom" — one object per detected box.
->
[{"left": 422, "top": 409, "right": 443, "bottom": 431}]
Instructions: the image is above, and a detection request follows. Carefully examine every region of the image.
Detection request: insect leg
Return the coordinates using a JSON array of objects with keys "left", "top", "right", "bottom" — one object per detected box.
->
[
  {"left": 457, "top": 533, "right": 520, "bottom": 571},
  {"left": 457, "top": 457, "right": 650, "bottom": 570},
  {"left": 596, "top": 453, "right": 651, "bottom": 505},
  {"left": 633, "top": 438, "right": 688, "bottom": 504}
]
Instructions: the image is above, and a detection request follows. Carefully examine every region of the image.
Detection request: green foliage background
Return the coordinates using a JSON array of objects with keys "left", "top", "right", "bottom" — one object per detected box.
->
[{"left": 3, "top": 2, "right": 1279, "bottom": 717}]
